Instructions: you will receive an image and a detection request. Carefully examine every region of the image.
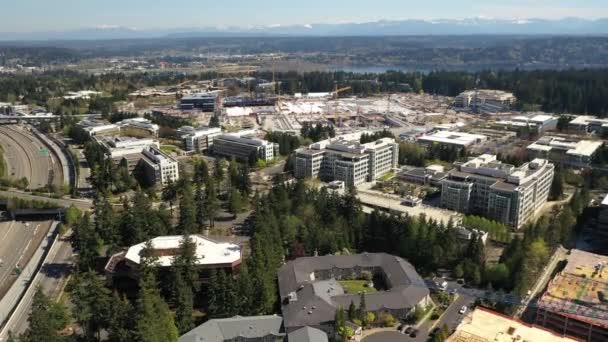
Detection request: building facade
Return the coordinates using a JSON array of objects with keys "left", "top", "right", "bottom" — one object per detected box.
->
[
  {"left": 140, "top": 146, "right": 180, "bottom": 186},
  {"left": 527, "top": 136, "right": 603, "bottom": 168},
  {"left": 294, "top": 136, "right": 398, "bottom": 187},
  {"left": 182, "top": 127, "right": 223, "bottom": 152},
  {"left": 440, "top": 154, "right": 554, "bottom": 229},
  {"left": 213, "top": 133, "right": 279, "bottom": 162},
  {"left": 454, "top": 89, "right": 516, "bottom": 113}
]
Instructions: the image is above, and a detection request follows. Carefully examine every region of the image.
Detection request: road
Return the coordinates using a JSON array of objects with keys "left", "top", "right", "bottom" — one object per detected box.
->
[
  {"left": 0, "top": 221, "right": 50, "bottom": 296},
  {"left": 6, "top": 234, "right": 73, "bottom": 336},
  {"left": 0, "top": 190, "right": 93, "bottom": 210},
  {"left": 0, "top": 126, "right": 63, "bottom": 189}
]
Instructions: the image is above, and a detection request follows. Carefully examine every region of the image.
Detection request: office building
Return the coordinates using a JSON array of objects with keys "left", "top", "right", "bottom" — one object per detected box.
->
[
  {"left": 213, "top": 131, "right": 279, "bottom": 162},
  {"left": 417, "top": 131, "right": 487, "bottom": 151},
  {"left": 179, "top": 91, "right": 221, "bottom": 111},
  {"left": 440, "top": 154, "right": 554, "bottom": 229},
  {"left": 294, "top": 135, "right": 398, "bottom": 187},
  {"left": 115, "top": 117, "right": 159, "bottom": 137},
  {"left": 535, "top": 249, "right": 608, "bottom": 342},
  {"left": 140, "top": 146, "right": 180, "bottom": 186},
  {"left": 397, "top": 165, "right": 448, "bottom": 186},
  {"left": 527, "top": 136, "right": 603, "bottom": 168},
  {"left": 278, "top": 253, "right": 430, "bottom": 335},
  {"left": 454, "top": 89, "right": 516, "bottom": 113},
  {"left": 94, "top": 136, "right": 159, "bottom": 171},
  {"left": 78, "top": 120, "right": 121, "bottom": 137},
  {"left": 105, "top": 235, "right": 242, "bottom": 282},
  {"left": 448, "top": 307, "right": 579, "bottom": 342},
  {"left": 181, "top": 126, "right": 222, "bottom": 152},
  {"left": 568, "top": 115, "right": 608, "bottom": 134},
  {"left": 493, "top": 114, "right": 559, "bottom": 134}
]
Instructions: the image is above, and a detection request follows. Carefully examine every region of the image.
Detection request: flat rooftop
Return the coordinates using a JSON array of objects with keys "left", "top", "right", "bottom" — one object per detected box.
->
[
  {"left": 418, "top": 131, "right": 487, "bottom": 146},
  {"left": 447, "top": 308, "right": 579, "bottom": 342},
  {"left": 125, "top": 235, "right": 241, "bottom": 267},
  {"left": 537, "top": 250, "right": 608, "bottom": 329},
  {"left": 527, "top": 136, "right": 603, "bottom": 157}
]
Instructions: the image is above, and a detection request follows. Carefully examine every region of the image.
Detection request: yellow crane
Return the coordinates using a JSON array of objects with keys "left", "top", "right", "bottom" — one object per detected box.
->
[{"left": 332, "top": 84, "right": 352, "bottom": 127}]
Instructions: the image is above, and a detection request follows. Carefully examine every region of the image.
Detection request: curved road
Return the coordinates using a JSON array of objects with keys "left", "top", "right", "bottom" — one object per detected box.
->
[{"left": 0, "top": 126, "right": 63, "bottom": 189}]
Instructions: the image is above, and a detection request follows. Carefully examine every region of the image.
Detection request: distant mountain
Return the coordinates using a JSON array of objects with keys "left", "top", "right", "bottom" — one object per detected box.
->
[{"left": 1, "top": 18, "right": 608, "bottom": 41}]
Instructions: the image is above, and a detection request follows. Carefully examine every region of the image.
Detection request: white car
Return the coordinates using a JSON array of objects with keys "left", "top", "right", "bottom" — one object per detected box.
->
[{"left": 459, "top": 306, "right": 467, "bottom": 314}]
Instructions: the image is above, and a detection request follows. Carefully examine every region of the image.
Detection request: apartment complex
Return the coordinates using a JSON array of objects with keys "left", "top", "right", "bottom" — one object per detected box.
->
[
  {"left": 454, "top": 89, "right": 516, "bottom": 113},
  {"left": 294, "top": 135, "right": 398, "bottom": 187},
  {"left": 277, "top": 253, "right": 430, "bottom": 335},
  {"left": 179, "top": 126, "right": 223, "bottom": 152},
  {"left": 213, "top": 131, "right": 279, "bottom": 162},
  {"left": 527, "top": 136, "right": 603, "bottom": 168},
  {"left": 417, "top": 131, "right": 487, "bottom": 150},
  {"left": 568, "top": 115, "right": 608, "bottom": 134},
  {"left": 535, "top": 249, "right": 608, "bottom": 342},
  {"left": 140, "top": 146, "right": 180, "bottom": 186},
  {"left": 440, "top": 154, "right": 554, "bottom": 228}
]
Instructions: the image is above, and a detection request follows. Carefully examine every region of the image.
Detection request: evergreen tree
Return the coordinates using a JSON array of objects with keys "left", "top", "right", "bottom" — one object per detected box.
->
[
  {"left": 172, "top": 270, "right": 194, "bottom": 334},
  {"left": 228, "top": 190, "right": 246, "bottom": 217},
  {"left": 136, "top": 272, "right": 179, "bottom": 342},
  {"left": 195, "top": 185, "right": 206, "bottom": 229},
  {"left": 207, "top": 269, "right": 220, "bottom": 318},
  {"left": 107, "top": 293, "right": 136, "bottom": 342},
  {"left": 178, "top": 181, "right": 197, "bottom": 234},
  {"left": 204, "top": 178, "right": 220, "bottom": 228},
  {"left": 21, "top": 288, "right": 69, "bottom": 342},
  {"left": 72, "top": 213, "right": 101, "bottom": 271},
  {"left": 69, "top": 271, "right": 112, "bottom": 341},
  {"left": 161, "top": 179, "right": 178, "bottom": 215}
]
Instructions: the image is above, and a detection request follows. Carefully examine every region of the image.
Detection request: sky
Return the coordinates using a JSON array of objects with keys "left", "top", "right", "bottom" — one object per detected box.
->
[{"left": 3, "top": 0, "right": 608, "bottom": 32}]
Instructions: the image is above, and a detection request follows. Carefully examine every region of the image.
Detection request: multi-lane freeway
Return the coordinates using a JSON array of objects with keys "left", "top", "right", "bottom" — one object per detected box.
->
[{"left": 0, "top": 125, "right": 64, "bottom": 189}]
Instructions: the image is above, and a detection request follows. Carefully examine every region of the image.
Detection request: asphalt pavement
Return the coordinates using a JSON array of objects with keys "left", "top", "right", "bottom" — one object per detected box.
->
[{"left": 0, "top": 190, "right": 92, "bottom": 210}]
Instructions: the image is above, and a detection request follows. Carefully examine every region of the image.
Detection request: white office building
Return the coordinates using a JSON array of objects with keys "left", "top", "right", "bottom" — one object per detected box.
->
[
  {"left": 182, "top": 127, "right": 222, "bottom": 152},
  {"left": 454, "top": 89, "right": 516, "bottom": 113},
  {"left": 494, "top": 114, "right": 558, "bottom": 134},
  {"left": 213, "top": 131, "right": 278, "bottom": 162},
  {"left": 294, "top": 135, "right": 399, "bottom": 187},
  {"left": 417, "top": 131, "right": 487, "bottom": 150},
  {"left": 141, "top": 146, "right": 180, "bottom": 186},
  {"left": 568, "top": 115, "right": 608, "bottom": 134},
  {"left": 527, "top": 136, "right": 603, "bottom": 168},
  {"left": 440, "top": 154, "right": 554, "bottom": 229}
]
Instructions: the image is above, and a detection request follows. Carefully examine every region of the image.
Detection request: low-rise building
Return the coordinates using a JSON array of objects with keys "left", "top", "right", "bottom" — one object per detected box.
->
[
  {"left": 568, "top": 115, "right": 608, "bottom": 134},
  {"left": 493, "top": 114, "right": 559, "bottom": 134},
  {"left": 115, "top": 117, "right": 159, "bottom": 137},
  {"left": 179, "top": 91, "right": 221, "bottom": 111},
  {"left": 454, "top": 89, "right": 516, "bottom": 113},
  {"left": 440, "top": 154, "right": 554, "bottom": 229},
  {"left": 78, "top": 120, "right": 121, "bottom": 137},
  {"left": 277, "top": 253, "right": 430, "bottom": 335},
  {"left": 213, "top": 132, "right": 278, "bottom": 162},
  {"left": 95, "top": 136, "right": 159, "bottom": 171},
  {"left": 397, "top": 165, "right": 448, "bottom": 186},
  {"left": 535, "top": 249, "right": 608, "bottom": 342},
  {"left": 527, "top": 136, "right": 603, "bottom": 168},
  {"left": 417, "top": 131, "right": 487, "bottom": 151},
  {"left": 181, "top": 126, "right": 222, "bottom": 152},
  {"left": 179, "top": 315, "right": 285, "bottom": 342},
  {"left": 140, "top": 146, "right": 179, "bottom": 186},
  {"left": 448, "top": 307, "right": 580, "bottom": 342},
  {"left": 294, "top": 135, "right": 398, "bottom": 187},
  {"left": 105, "top": 235, "right": 242, "bottom": 282}
]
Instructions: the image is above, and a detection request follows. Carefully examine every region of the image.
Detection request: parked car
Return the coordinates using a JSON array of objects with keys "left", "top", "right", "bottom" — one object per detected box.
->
[
  {"left": 409, "top": 329, "right": 418, "bottom": 338},
  {"left": 459, "top": 305, "right": 468, "bottom": 314}
]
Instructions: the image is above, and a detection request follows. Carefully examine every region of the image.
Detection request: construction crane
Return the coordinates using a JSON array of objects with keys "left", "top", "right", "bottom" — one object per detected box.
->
[{"left": 332, "top": 83, "right": 352, "bottom": 127}]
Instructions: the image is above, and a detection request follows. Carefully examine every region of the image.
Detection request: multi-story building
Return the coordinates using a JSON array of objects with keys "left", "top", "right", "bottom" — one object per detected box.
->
[
  {"left": 527, "top": 136, "right": 603, "bottom": 168},
  {"left": 454, "top": 89, "right": 516, "bottom": 113},
  {"left": 493, "top": 114, "right": 559, "bottom": 134},
  {"left": 568, "top": 115, "right": 608, "bottom": 134},
  {"left": 179, "top": 91, "right": 221, "bottom": 111},
  {"left": 294, "top": 135, "right": 398, "bottom": 187},
  {"left": 78, "top": 120, "right": 121, "bottom": 137},
  {"left": 181, "top": 126, "right": 222, "bottom": 152},
  {"left": 94, "top": 136, "right": 159, "bottom": 171},
  {"left": 440, "top": 154, "right": 554, "bottom": 229},
  {"left": 535, "top": 249, "right": 608, "bottom": 341},
  {"left": 213, "top": 132, "right": 279, "bottom": 162},
  {"left": 417, "top": 131, "right": 487, "bottom": 151},
  {"left": 140, "top": 146, "right": 180, "bottom": 186},
  {"left": 278, "top": 253, "right": 430, "bottom": 336},
  {"left": 115, "top": 117, "right": 160, "bottom": 137}
]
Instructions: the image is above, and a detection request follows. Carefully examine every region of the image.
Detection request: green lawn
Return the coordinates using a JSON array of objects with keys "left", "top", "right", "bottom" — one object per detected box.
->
[
  {"left": 338, "top": 280, "right": 377, "bottom": 294},
  {"left": 160, "top": 145, "right": 180, "bottom": 154}
]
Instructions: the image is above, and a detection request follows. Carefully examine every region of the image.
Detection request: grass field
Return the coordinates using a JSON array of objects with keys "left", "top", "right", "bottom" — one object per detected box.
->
[
  {"left": 160, "top": 145, "right": 180, "bottom": 154},
  {"left": 338, "top": 280, "right": 377, "bottom": 294}
]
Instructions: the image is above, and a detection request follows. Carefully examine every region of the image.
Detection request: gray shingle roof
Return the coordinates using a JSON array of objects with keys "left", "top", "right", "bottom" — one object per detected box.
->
[
  {"left": 179, "top": 315, "right": 285, "bottom": 342},
  {"left": 288, "top": 326, "right": 329, "bottom": 342},
  {"left": 278, "top": 253, "right": 429, "bottom": 329}
]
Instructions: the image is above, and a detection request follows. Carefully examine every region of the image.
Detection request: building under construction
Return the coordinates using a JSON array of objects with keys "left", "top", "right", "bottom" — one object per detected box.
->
[{"left": 535, "top": 249, "right": 608, "bottom": 341}]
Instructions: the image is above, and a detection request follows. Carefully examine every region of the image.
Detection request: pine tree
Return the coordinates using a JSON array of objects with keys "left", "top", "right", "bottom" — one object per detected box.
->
[
  {"left": 204, "top": 178, "right": 220, "bottom": 228},
  {"left": 72, "top": 213, "right": 101, "bottom": 271},
  {"left": 348, "top": 300, "right": 357, "bottom": 321},
  {"left": 178, "top": 181, "right": 197, "bottom": 234},
  {"left": 172, "top": 270, "right": 194, "bottom": 334},
  {"left": 136, "top": 272, "right": 179, "bottom": 342},
  {"left": 21, "top": 288, "right": 69, "bottom": 342},
  {"left": 107, "top": 293, "right": 136, "bottom": 342},
  {"left": 69, "top": 271, "right": 112, "bottom": 340},
  {"left": 195, "top": 185, "right": 206, "bottom": 230}
]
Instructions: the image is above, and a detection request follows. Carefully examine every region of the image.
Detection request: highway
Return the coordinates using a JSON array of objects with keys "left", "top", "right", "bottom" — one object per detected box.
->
[
  {"left": 0, "top": 126, "right": 63, "bottom": 189},
  {"left": 0, "top": 190, "right": 93, "bottom": 210},
  {"left": 5, "top": 234, "right": 73, "bottom": 336},
  {"left": 0, "top": 221, "right": 50, "bottom": 297}
]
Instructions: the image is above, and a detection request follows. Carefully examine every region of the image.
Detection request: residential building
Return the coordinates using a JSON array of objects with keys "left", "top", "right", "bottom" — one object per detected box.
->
[
  {"left": 213, "top": 132, "right": 279, "bottom": 162},
  {"left": 535, "top": 249, "right": 608, "bottom": 342},
  {"left": 440, "top": 154, "right": 554, "bottom": 228},
  {"left": 140, "top": 146, "right": 179, "bottom": 186},
  {"left": 527, "top": 136, "right": 603, "bottom": 168},
  {"left": 277, "top": 253, "right": 430, "bottom": 335},
  {"left": 179, "top": 91, "right": 221, "bottom": 111},
  {"left": 179, "top": 315, "right": 285, "bottom": 342},
  {"left": 454, "top": 89, "right": 516, "bottom": 113},
  {"left": 287, "top": 327, "right": 329, "bottom": 342},
  {"left": 493, "top": 113, "right": 558, "bottom": 134},
  {"left": 181, "top": 126, "right": 222, "bottom": 152},
  {"left": 448, "top": 307, "right": 580, "bottom": 342},
  {"left": 294, "top": 135, "right": 398, "bottom": 187},
  {"left": 105, "top": 235, "right": 242, "bottom": 282},
  {"left": 568, "top": 115, "right": 608, "bottom": 134},
  {"left": 417, "top": 131, "right": 487, "bottom": 150}
]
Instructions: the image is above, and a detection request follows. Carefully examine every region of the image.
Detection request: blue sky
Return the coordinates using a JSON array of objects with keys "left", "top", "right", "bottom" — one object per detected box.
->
[{"left": 4, "top": 0, "right": 608, "bottom": 32}]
